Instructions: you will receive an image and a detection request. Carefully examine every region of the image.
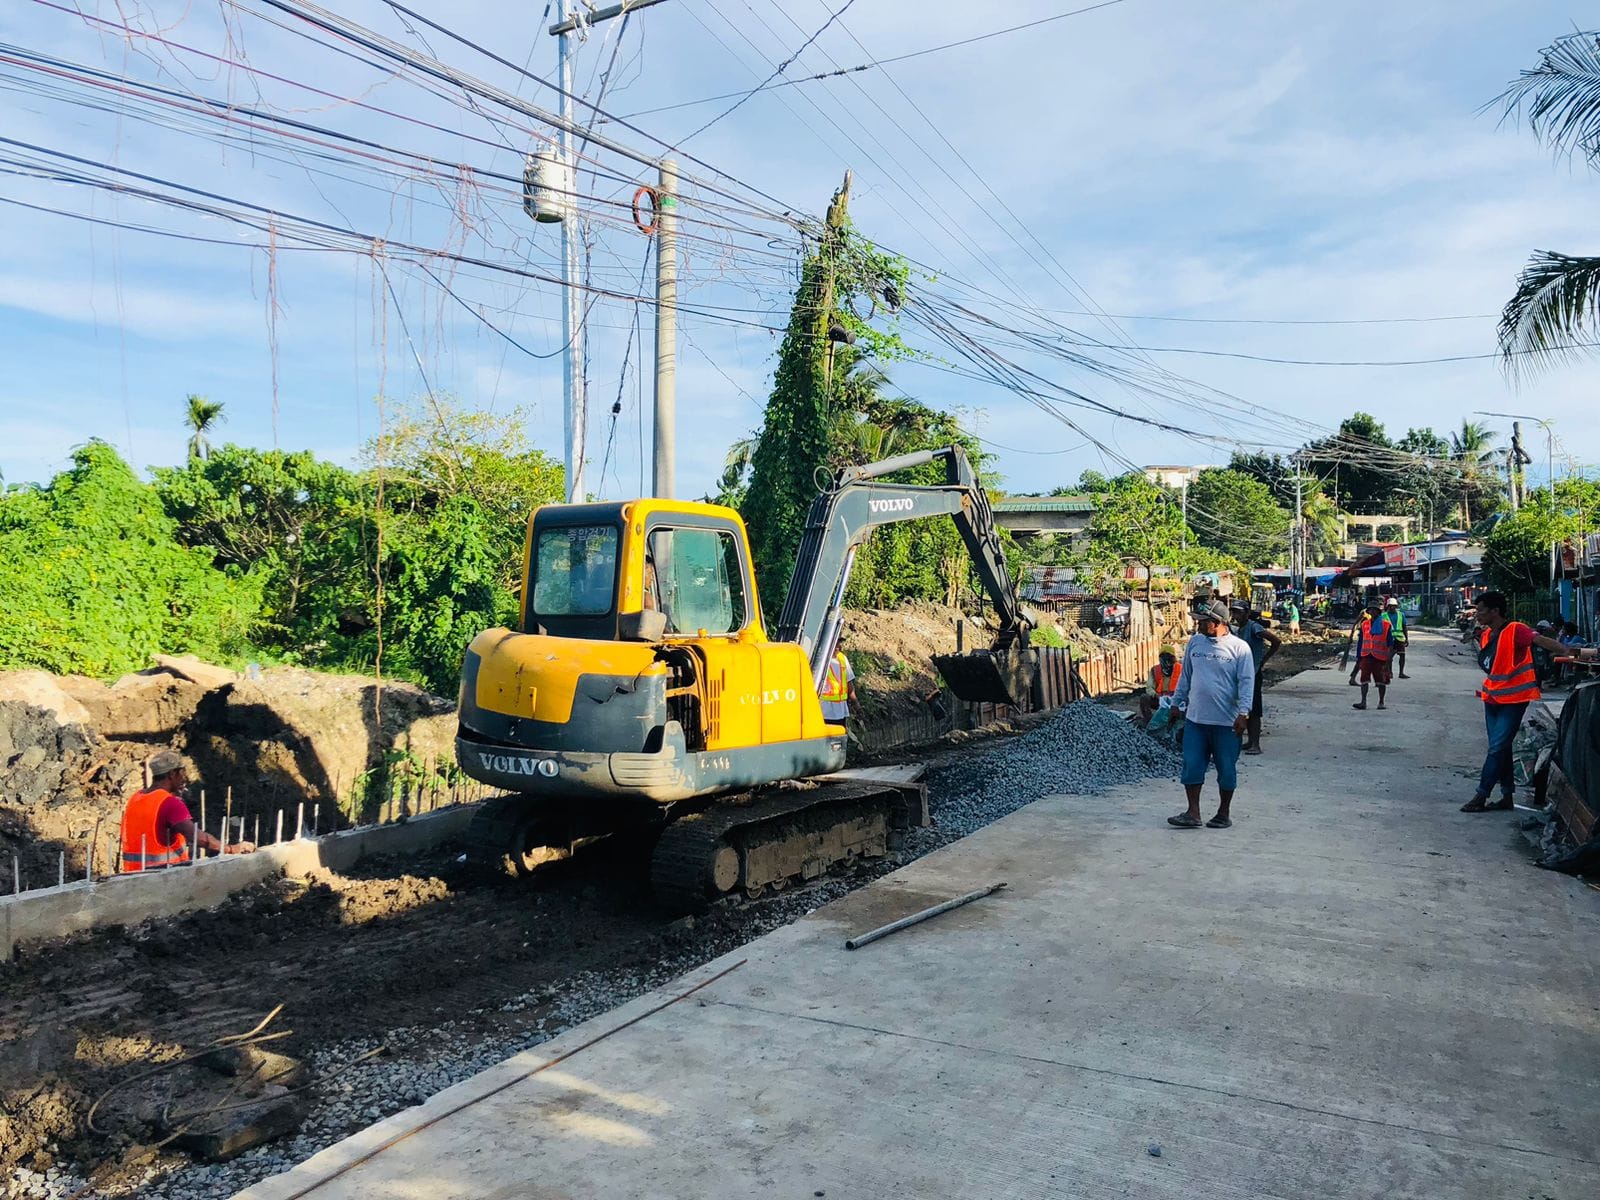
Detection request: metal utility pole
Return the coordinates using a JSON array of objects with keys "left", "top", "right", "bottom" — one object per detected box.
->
[
  {"left": 652, "top": 159, "right": 679, "bottom": 498},
  {"left": 553, "top": 1, "right": 587, "bottom": 502}
]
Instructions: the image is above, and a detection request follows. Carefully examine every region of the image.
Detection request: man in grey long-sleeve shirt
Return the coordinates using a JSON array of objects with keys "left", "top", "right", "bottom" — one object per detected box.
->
[{"left": 1168, "top": 601, "right": 1256, "bottom": 829}]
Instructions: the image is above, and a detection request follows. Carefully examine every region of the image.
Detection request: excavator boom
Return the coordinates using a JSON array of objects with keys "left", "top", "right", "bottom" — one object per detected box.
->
[{"left": 775, "top": 444, "right": 1037, "bottom": 704}]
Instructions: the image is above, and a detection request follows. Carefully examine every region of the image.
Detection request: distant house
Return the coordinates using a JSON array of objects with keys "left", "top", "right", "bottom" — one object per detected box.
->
[
  {"left": 1143, "top": 465, "right": 1217, "bottom": 490},
  {"left": 992, "top": 495, "right": 1094, "bottom": 544}
]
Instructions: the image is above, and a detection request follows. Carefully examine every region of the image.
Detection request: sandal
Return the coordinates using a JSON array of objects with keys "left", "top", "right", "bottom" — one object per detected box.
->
[
  {"left": 1166, "top": 812, "right": 1203, "bottom": 829},
  {"left": 1206, "top": 815, "right": 1232, "bottom": 829}
]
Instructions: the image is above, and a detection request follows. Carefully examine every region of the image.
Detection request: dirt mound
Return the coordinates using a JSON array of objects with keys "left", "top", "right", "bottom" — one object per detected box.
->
[
  {"left": 841, "top": 600, "right": 988, "bottom": 724},
  {"left": 1, "top": 662, "right": 458, "bottom": 890},
  {"left": 0, "top": 684, "right": 149, "bottom": 887},
  {"left": 186, "top": 667, "right": 456, "bottom": 826}
]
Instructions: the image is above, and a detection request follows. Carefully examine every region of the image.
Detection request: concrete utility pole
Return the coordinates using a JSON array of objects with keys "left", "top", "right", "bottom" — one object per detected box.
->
[
  {"left": 554, "top": 1, "right": 587, "bottom": 502},
  {"left": 653, "top": 158, "right": 679, "bottom": 499},
  {"left": 543, "top": 0, "right": 675, "bottom": 502},
  {"left": 1292, "top": 455, "right": 1304, "bottom": 593}
]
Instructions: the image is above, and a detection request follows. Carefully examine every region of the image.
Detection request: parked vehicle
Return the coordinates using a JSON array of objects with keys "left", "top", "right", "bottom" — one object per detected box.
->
[{"left": 1097, "top": 601, "right": 1131, "bottom": 636}]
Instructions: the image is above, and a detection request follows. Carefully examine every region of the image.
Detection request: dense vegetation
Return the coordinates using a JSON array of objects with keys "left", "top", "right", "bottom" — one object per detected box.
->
[{"left": 0, "top": 399, "right": 562, "bottom": 693}]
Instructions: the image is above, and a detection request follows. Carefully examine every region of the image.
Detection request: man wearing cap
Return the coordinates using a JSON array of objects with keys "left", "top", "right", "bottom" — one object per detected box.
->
[
  {"left": 1138, "top": 644, "right": 1183, "bottom": 728},
  {"left": 1385, "top": 596, "right": 1410, "bottom": 678},
  {"left": 119, "top": 751, "right": 253, "bottom": 872},
  {"left": 1230, "top": 601, "right": 1280, "bottom": 755},
  {"left": 1169, "top": 601, "right": 1255, "bottom": 829}
]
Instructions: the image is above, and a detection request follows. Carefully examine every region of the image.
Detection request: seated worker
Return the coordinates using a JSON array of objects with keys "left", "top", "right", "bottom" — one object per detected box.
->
[
  {"left": 120, "top": 751, "right": 254, "bottom": 872},
  {"left": 1138, "top": 645, "right": 1183, "bottom": 728}
]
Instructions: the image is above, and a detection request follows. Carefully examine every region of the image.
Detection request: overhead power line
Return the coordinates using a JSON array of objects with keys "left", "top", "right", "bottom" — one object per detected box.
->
[
  {"left": 618, "top": 0, "right": 1130, "bottom": 120},
  {"left": 1085, "top": 343, "right": 1600, "bottom": 367},
  {"left": 674, "top": 0, "right": 860, "bottom": 146}
]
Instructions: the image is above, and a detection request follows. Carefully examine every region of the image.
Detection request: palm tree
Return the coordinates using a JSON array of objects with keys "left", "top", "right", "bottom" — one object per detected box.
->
[
  {"left": 1449, "top": 420, "right": 1500, "bottom": 528},
  {"left": 184, "top": 394, "right": 226, "bottom": 462},
  {"left": 1493, "top": 33, "right": 1600, "bottom": 372}
]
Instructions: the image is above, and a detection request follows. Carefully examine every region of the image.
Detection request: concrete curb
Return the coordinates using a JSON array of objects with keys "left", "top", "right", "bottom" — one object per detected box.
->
[{"left": 0, "top": 804, "right": 479, "bottom": 961}]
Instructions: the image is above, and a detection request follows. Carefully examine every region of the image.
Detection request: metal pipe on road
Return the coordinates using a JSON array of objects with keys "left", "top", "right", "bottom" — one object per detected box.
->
[{"left": 844, "top": 882, "right": 1008, "bottom": 950}]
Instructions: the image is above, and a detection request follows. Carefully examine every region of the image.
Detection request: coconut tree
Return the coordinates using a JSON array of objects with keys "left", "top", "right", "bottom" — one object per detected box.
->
[
  {"left": 1493, "top": 32, "right": 1600, "bottom": 371},
  {"left": 184, "top": 394, "right": 226, "bottom": 463},
  {"left": 1449, "top": 420, "right": 1500, "bottom": 528}
]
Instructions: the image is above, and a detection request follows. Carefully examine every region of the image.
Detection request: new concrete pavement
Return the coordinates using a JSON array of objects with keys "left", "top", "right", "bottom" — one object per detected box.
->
[{"left": 238, "top": 629, "right": 1600, "bottom": 1199}]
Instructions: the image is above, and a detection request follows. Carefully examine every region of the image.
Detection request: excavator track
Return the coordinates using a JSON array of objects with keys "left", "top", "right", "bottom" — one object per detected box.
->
[{"left": 649, "top": 778, "right": 924, "bottom": 912}]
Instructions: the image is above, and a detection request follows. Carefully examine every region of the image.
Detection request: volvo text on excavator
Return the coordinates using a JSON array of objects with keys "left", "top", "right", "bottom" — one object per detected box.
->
[{"left": 454, "top": 444, "right": 1037, "bottom": 907}]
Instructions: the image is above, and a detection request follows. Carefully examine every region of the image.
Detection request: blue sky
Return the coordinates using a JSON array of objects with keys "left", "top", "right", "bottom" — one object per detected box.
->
[{"left": 2, "top": 0, "right": 1597, "bottom": 499}]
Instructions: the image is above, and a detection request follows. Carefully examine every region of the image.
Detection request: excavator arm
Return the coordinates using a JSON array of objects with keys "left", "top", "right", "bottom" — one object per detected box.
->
[{"left": 773, "top": 445, "right": 1036, "bottom": 702}]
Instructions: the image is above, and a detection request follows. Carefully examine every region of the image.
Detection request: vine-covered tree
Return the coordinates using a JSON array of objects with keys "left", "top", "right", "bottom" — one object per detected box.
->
[
  {"left": 740, "top": 172, "right": 913, "bottom": 605},
  {"left": 1483, "top": 477, "right": 1600, "bottom": 592}
]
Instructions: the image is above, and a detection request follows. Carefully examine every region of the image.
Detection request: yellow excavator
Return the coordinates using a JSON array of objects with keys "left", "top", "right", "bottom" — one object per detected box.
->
[{"left": 455, "top": 444, "right": 1037, "bottom": 906}]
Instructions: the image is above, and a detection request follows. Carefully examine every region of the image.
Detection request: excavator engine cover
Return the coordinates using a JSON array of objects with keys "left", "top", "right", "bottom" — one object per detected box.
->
[{"left": 933, "top": 648, "right": 1039, "bottom": 707}]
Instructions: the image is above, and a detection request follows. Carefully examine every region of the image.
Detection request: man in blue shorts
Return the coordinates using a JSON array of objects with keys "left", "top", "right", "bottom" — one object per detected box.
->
[{"left": 1168, "top": 601, "right": 1256, "bottom": 829}]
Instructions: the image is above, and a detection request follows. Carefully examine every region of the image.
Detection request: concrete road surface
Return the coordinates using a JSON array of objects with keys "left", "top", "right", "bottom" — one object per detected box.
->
[{"left": 238, "top": 630, "right": 1600, "bottom": 1199}]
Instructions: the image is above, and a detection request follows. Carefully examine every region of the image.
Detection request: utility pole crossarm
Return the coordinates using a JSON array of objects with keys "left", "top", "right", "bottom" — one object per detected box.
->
[{"left": 549, "top": 0, "right": 671, "bottom": 35}]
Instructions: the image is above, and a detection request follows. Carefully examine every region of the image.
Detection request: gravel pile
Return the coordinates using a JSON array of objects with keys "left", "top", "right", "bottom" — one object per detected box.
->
[{"left": 923, "top": 700, "right": 1180, "bottom": 840}]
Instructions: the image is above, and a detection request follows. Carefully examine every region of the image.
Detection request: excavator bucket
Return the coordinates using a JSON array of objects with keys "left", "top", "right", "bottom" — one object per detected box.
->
[{"left": 932, "top": 648, "right": 1039, "bottom": 708}]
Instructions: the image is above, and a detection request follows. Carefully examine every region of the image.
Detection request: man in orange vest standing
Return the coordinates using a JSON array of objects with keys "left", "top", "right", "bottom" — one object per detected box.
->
[
  {"left": 1351, "top": 600, "right": 1394, "bottom": 712},
  {"left": 819, "top": 649, "right": 857, "bottom": 732},
  {"left": 1463, "top": 592, "right": 1595, "bottom": 812},
  {"left": 120, "top": 750, "right": 253, "bottom": 872}
]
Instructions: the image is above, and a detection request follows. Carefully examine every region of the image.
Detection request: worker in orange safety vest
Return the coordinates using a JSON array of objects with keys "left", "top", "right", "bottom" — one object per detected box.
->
[
  {"left": 1462, "top": 591, "right": 1596, "bottom": 812},
  {"left": 819, "top": 650, "right": 857, "bottom": 730},
  {"left": 120, "top": 750, "right": 254, "bottom": 872},
  {"left": 1350, "top": 601, "right": 1394, "bottom": 712},
  {"left": 1138, "top": 645, "right": 1182, "bottom": 728}
]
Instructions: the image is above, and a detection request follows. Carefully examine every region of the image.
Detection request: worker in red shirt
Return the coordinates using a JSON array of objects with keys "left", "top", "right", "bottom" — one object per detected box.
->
[
  {"left": 120, "top": 751, "right": 253, "bottom": 871},
  {"left": 1463, "top": 591, "right": 1598, "bottom": 812}
]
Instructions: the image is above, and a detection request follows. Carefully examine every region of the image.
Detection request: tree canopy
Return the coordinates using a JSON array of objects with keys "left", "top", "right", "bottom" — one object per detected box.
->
[
  {"left": 1184, "top": 468, "right": 1290, "bottom": 566},
  {"left": 0, "top": 441, "right": 260, "bottom": 675}
]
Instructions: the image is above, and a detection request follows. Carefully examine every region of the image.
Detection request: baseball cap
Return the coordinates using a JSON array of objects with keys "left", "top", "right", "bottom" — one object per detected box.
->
[
  {"left": 1197, "top": 601, "right": 1230, "bottom": 624},
  {"left": 149, "top": 750, "right": 188, "bottom": 777},
  {"left": 1385, "top": 596, "right": 1398, "bottom": 606}
]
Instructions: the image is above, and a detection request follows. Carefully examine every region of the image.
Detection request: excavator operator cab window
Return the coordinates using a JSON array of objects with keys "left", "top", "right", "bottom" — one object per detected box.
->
[
  {"left": 647, "top": 526, "right": 746, "bottom": 636},
  {"left": 530, "top": 524, "right": 619, "bottom": 618}
]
